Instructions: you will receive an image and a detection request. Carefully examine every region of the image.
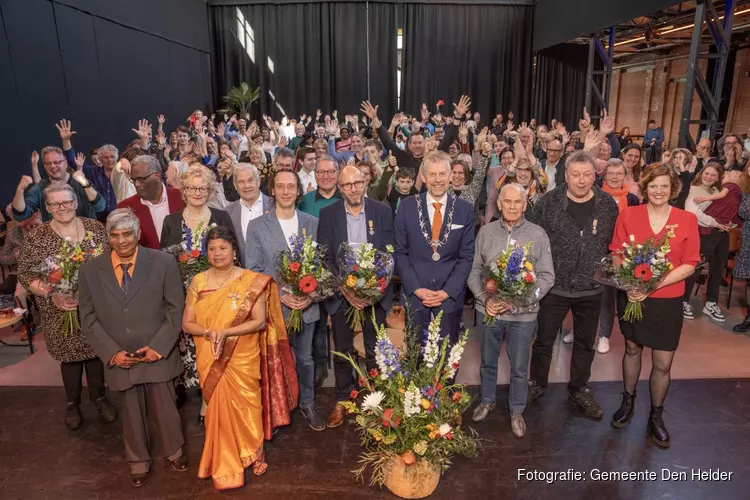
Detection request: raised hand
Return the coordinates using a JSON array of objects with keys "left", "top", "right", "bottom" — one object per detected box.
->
[
  {"left": 71, "top": 168, "right": 88, "bottom": 186},
  {"left": 217, "top": 122, "right": 226, "bottom": 137},
  {"left": 17, "top": 175, "right": 34, "bottom": 192},
  {"left": 157, "top": 114, "right": 166, "bottom": 127},
  {"left": 390, "top": 113, "right": 402, "bottom": 129},
  {"left": 55, "top": 119, "right": 76, "bottom": 142},
  {"left": 458, "top": 122, "right": 469, "bottom": 142},
  {"left": 424, "top": 137, "right": 438, "bottom": 154},
  {"left": 120, "top": 158, "right": 132, "bottom": 176},
  {"left": 579, "top": 107, "right": 591, "bottom": 132},
  {"left": 75, "top": 153, "right": 85, "bottom": 170},
  {"left": 600, "top": 109, "right": 615, "bottom": 137},
  {"left": 421, "top": 105, "right": 430, "bottom": 122},
  {"left": 229, "top": 114, "right": 237, "bottom": 124},
  {"left": 316, "top": 109, "right": 322, "bottom": 119},
  {"left": 453, "top": 95, "right": 472, "bottom": 118},
  {"left": 360, "top": 101, "right": 379, "bottom": 121},
  {"left": 278, "top": 135, "right": 288, "bottom": 149},
  {"left": 332, "top": 110, "right": 338, "bottom": 119},
  {"left": 482, "top": 138, "right": 493, "bottom": 156},
  {"left": 388, "top": 150, "right": 397, "bottom": 170},
  {"left": 583, "top": 128, "right": 604, "bottom": 152},
  {"left": 31, "top": 151, "right": 39, "bottom": 165},
  {"left": 521, "top": 121, "right": 528, "bottom": 129},
  {"left": 132, "top": 119, "right": 151, "bottom": 141}
]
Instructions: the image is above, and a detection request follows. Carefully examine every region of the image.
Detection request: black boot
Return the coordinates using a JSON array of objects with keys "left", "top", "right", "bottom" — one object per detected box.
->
[
  {"left": 647, "top": 405, "right": 670, "bottom": 448},
  {"left": 611, "top": 391, "right": 636, "bottom": 428},
  {"left": 65, "top": 403, "right": 83, "bottom": 430},
  {"left": 733, "top": 314, "right": 750, "bottom": 333}
]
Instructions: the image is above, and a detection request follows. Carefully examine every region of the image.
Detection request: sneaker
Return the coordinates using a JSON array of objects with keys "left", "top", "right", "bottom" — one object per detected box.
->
[
  {"left": 569, "top": 387, "right": 604, "bottom": 419},
  {"left": 563, "top": 330, "right": 574, "bottom": 344},
  {"left": 703, "top": 302, "right": 726, "bottom": 323},
  {"left": 471, "top": 402, "right": 495, "bottom": 422},
  {"left": 596, "top": 337, "right": 610, "bottom": 354},
  {"left": 682, "top": 302, "right": 694, "bottom": 320},
  {"left": 527, "top": 380, "right": 546, "bottom": 403}
]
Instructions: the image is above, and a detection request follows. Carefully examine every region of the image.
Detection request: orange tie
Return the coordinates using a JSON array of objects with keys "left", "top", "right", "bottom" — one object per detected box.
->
[{"left": 431, "top": 202, "right": 443, "bottom": 245}]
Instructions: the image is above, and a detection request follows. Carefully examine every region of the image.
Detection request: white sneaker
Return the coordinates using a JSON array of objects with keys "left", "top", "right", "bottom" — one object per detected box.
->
[
  {"left": 683, "top": 302, "right": 694, "bottom": 320},
  {"left": 702, "top": 302, "right": 726, "bottom": 322},
  {"left": 596, "top": 337, "right": 610, "bottom": 354},
  {"left": 563, "top": 330, "right": 574, "bottom": 344}
]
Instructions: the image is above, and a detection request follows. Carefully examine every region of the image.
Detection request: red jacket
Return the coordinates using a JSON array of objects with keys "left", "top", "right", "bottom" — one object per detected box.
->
[{"left": 116, "top": 187, "right": 185, "bottom": 249}]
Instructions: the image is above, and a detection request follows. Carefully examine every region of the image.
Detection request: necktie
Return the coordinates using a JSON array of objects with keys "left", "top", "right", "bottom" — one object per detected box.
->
[
  {"left": 431, "top": 202, "right": 443, "bottom": 245},
  {"left": 120, "top": 263, "right": 132, "bottom": 293}
]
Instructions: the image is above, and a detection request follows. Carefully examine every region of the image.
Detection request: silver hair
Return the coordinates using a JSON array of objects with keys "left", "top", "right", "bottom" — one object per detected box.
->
[
  {"left": 420, "top": 151, "right": 452, "bottom": 177},
  {"left": 499, "top": 182, "right": 526, "bottom": 199},
  {"left": 456, "top": 153, "right": 472, "bottom": 165},
  {"left": 106, "top": 208, "right": 140, "bottom": 234},
  {"left": 234, "top": 163, "right": 260, "bottom": 184},
  {"left": 316, "top": 155, "right": 339, "bottom": 170},
  {"left": 97, "top": 144, "right": 119, "bottom": 160},
  {"left": 43, "top": 183, "right": 77, "bottom": 204},
  {"left": 132, "top": 154, "right": 161, "bottom": 174},
  {"left": 603, "top": 158, "right": 625, "bottom": 177}
]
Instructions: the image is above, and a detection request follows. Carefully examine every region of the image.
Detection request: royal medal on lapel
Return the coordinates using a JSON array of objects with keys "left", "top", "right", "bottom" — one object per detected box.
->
[
  {"left": 368, "top": 220, "right": 375, "bottom": 236},
  {"left": 592, "top": 219, "right": 598, "bottom": 235},
  {"left": 302, "top": 227, "right": 307, "bottom": 238}
]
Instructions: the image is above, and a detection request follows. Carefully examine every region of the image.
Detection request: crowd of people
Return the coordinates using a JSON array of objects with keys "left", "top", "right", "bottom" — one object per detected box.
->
[{"left": 2, "top": 94, "right": 750, "bottom": 490}]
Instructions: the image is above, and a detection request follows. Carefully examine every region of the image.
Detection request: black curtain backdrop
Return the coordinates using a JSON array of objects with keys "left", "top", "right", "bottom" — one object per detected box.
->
[
  {"left": 398, "top": 3, "right": 534, "bottom": 121},
  {"left": 211, "top": 3, "right": 395, "bottom": 121},
  {"left": 531, "top": 43, "right": 589, "bottom": 129}
]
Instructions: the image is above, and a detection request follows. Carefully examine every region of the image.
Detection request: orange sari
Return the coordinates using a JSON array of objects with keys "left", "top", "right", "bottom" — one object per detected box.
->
[{"left": 189, "top": 270, "right": 298, "bottom": 490}]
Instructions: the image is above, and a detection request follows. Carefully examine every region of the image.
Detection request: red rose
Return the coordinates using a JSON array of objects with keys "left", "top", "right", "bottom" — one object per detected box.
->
[
  {"left": 444, "top": 432, "right": 453, "bottom": 440},
  {"left": 436, "top": 383, "right": 442, "bottom": 390},
  {"left": 299, "top": 275, "right": 318, "bottom": 294},
  {"left": 485, "top": 279, "right": 497, "bottom": 293},
  {"left": 369, "top": 368, "right": 378, "bottom": 378},
  {"left": 48, "top": 269, "right": 63, "bottom": 284},
  {"left": 350, "top": 390, "right": 358, "bottom": 399},
  {"left": 190, "top": 249, "right": 201, "bottom": 258},
  {"left": 437, "top": 100, "right": 445, "bottom": 106},
  {"left": 377, "top": 277, "right": 388, "bottom": 293},
  {"left": 289, "top": 262, "right": 301, "bottom": 273},
  {"left": 353, "top": 265, "right": 359, "bottom": 272},
  {"left": 524, "top": 273, "right": 534, "bottom": 283},
  {"left": 178, "top": 253, "right": 190, "bottom": 263},
  {"left": 634, "top": 263, "right": 653, "bottom": 282},
  {"left": 358, "top": 377, "right": 365, "bottom": 386}
]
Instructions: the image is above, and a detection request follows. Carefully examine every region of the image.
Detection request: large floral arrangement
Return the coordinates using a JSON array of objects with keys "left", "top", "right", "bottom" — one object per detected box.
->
[
  {"left": 481, "top": 242, "right": 541, "bottom": 326},
  {"left": 595, "top": 225, "right": 676, "bottom": 321},
  {"left": 336, "top": 242, "right": 394, "bottom": 330},
  {"left": 335, "top": 311, "right": 478, "bottom": 488},
  {"left": 163, "top": 220, "right": 215, "bottom": 288},
  {"left": 275, "top": 233, "right": 334, "bottom": 332},
  {"left": 37, "top": 232, "right": 104, "bottom": 336}
]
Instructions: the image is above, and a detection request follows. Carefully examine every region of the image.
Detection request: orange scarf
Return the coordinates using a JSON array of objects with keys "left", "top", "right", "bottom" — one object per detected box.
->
[{"left": 602, "top": 184, "right": 630, "bottom": 212}]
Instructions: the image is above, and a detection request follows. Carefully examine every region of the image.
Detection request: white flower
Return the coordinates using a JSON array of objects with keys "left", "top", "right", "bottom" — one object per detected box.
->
[
  {"left": 403, "top": 383, "right": 421, "bottom": 417},
  {"left": 361, "top": 391, "right": 385, "bottom": 412},
  {"left": 444, "top": 331, "right": 468, "bottom": 379},
  {"left": 439, "top": 423, "right": 452, "bottom": 436},
  {"left": 356, "top": 278, "right": 366, "bottom": 288},
  {"left": 629, "top": 235, "right": 635, "bottom": 242},
  {"left": 423, "top": 314, "right": 443, "bottom": 368}
]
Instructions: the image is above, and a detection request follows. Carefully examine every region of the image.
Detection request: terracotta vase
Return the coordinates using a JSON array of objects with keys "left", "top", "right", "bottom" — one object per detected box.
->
[{"left": 383, "top": 457, "right": 441, "bottom": 499}]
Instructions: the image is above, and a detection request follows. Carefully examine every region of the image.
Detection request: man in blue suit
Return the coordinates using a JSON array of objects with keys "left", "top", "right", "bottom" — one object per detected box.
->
[
  {"left": 394, "top": 150, "right": 475, "bottom": 344},
  {"left": 318, "top": 166, "right": 394, "bottom": 428}
]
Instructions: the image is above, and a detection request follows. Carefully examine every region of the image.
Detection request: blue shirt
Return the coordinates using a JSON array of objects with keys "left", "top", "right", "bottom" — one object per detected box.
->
[
  {"left": 64, "top": 147, "right": 117, "bottom": 217},
  {"left": 12, "top": 176, "right": 106, "bottom": 222},
  {"left": 346, "top": 205, "right": 367, "bottom": 244}
]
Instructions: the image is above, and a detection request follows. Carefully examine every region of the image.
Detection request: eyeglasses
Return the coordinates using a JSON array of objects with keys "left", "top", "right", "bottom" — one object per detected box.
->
[
  {"left": 547, "top": 148, "right": 563, "bottom": 153},
  {"left": 185, "top": 186, "right": 209, "bottom": 194},
  {"left": 340, "top": 181, "right": 365, "bottom": 191},
  {"left": 43, "top": 160, "right": 66, "bottom": 168},
  {"left": 47, "top": 200, "right": 75, "bottom": 210},
  {"left": 129, "top": 172, "right": 158, "bottom": 185},
  {"left": 317, "top": 170, "right": 337, "bottom": 177}
]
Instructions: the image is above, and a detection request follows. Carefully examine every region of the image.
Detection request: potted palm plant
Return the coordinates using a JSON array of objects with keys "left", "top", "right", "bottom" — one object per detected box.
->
[
  {"left": 335, "top": 311, "right": 478, "bottom": 499},
  {"left": 217, "top": 82, "right": 260, "bottom": 117}
]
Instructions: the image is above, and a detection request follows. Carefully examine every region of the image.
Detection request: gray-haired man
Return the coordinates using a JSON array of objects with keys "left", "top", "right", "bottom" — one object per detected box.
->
[
  {"left": 225, "top": 163, "right": 273, "bottom": 266},
  {"left": 468, "top": 183, "right": 555, "bottom": 437}
]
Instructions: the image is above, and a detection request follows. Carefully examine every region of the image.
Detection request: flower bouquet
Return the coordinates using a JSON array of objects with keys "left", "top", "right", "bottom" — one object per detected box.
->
[
  {"left": 163, "top": 220, "right": 215, "bottom": 288},
  {"left": 334, "top": 310, "right": 477, "bottom": 496},
  {"left": 480, "top": 242, "right": 541, "bottom": 326},
  {"left": 336, "top": 242, "right": 395, "bottom": 331},
  {"left": 275, "top": 233, "right": 335, "bottom": 333},
  {"left": 594, "top": 225, "right": 677, "bottom": 322},
  {"left": 36, "top": 232, "right": 104, "bottom": 336}
]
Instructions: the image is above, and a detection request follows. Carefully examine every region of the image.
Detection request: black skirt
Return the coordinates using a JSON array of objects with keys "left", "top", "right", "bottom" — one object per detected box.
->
[{"left": 616, "top": 293, "right": 684, "bottom": 351}]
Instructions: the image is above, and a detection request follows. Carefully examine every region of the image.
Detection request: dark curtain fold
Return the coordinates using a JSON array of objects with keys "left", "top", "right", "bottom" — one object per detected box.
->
[
  {"left": 399, "top": 3, "right": 533, "bottom": 121},
  {"left": 366, "top": 2, "right": 399, "bottom": 123},
  {"left": 531, "top": 43, "right": 588, "bottom": 128},
  {"left": 211, "top": 3, "right": 391, "bottom": 120}
]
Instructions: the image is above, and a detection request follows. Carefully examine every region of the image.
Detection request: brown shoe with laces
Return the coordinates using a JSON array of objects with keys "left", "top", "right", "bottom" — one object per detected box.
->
[
  {"left": 510, "top": 412, "right": 526, "bottom": 438},
  {"left": 327, "top": 404, "right": 346, "bottom": 428}
]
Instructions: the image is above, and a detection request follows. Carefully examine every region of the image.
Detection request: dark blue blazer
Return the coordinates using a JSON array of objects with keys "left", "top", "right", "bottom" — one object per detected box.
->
[
  {"left": 318, "top": 198, "right": 395, "bottom": 316},
  {"left": 394, "top": 192, "right": 475, "bottom": 314}
]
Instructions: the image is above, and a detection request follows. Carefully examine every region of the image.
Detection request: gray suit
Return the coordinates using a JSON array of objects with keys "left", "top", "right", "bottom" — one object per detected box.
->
[
  {"left": 245, "top": 209, "right": 319, "bottom": 408},
  {"left": 226, "top": 194, "right": 273, "bottom": 267},
  {"left": 79, "top": 246, "right": 185, "bottom": 474}
]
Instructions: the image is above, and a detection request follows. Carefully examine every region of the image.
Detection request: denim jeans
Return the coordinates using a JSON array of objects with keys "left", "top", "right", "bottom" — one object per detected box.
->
[
  {"left": 479, "top": 314, "right": 537, "bottom": 414},
  {"left": 312, "top": 303, "right": 329, "bottom": 374},
  {"left": 286, "top": 313, "right": 316, "bottom": 408},
  {"left": 598, "top": 286, "right": 617, "bottom": 339}
]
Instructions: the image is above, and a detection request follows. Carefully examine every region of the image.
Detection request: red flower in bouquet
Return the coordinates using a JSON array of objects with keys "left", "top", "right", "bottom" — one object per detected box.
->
[
  {"left": 351, "top": 390, "right": 358, "bottom": 399},
  {"left": 369, "top": 368, "right": 378, "bottom": 378},
  {"left": 377, "top": 277, "right": 388, "bottom": 293},
  {"left": 178, "top": 253, "right": 190, "bottom": 263},
  {"left": 524, "top": 273, "right": 534, "bottom": 283},
  {"left": 485, "top": 279, "right": 496, "bottom": 293},
  {"left": 289, "top": 261, "right": 301, "bottom": 273},
  {"left": 452, "top": 392, "right": 462, "bottom": 402},
  {"left": 358, "top": 377, "right": 365, "bottom": 386},
  {"left": 634, "top": 263, "right": 653, "bottom": 282},
  {"left": 190, "top": 249, "right": 201, "bottom": 258},
  {"left": 444, "top": 432, "right": 453, "bottom": 440},
  {"left": 299, "top": 275, "right": 318, "bottom": 293},
  {"left": 48, "top": 269, "right": 63, "bottom": 284},
  {"left": 353, "top": 264, "right": 359, "bottom": 272},
  {"left": 382, "top": 408, "right": 399, "bottom": 428}
]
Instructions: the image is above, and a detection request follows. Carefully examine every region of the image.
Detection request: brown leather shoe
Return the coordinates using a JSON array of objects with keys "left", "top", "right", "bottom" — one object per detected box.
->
[
  {"left": 168, "top": 455, "right": 189, "bottom": 472},
  {"left": 131, "top": 471, "right": 148, "bottom": 487},
  {"left": 510, "top": 412, "right": 526, "bottom": 438},
  {"left": 327, "top": 404, "right": 346, "bottom": 428}
]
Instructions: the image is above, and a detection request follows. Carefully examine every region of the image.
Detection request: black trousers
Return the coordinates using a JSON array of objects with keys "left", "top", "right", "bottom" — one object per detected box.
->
[
  {"left": 60, "top": 358, "right": 106, "bottom": 405},
  {"left": 683, "top": 229, "right": 730, "bottom": 304},
  {"left": 331, "top": 303, "right": 386, "bottom": 401},
  {"left": 529, "top": 292, "right": 602, "bottom": 392}
]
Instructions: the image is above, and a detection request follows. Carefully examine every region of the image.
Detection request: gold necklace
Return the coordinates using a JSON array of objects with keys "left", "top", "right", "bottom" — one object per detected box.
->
[{"left": 211, "top": 267, "right": 235, "bottom": 289}]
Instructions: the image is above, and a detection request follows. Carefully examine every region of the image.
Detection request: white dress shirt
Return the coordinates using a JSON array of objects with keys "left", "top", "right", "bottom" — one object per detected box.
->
[
  {"left": 545, "top": 159, "right": 560, "bottom": 191},
  {"left": 240, "top": 194, "right": 265, "bottom": 240},
  {"left": 298, "top": 169, "right": 317, "bottom": 192},
  {"left": 140, "top": 184, "right": 170, "bottom": 242},
  {"left": 425, "top": 192, "right": 448, "bottom": 225}
]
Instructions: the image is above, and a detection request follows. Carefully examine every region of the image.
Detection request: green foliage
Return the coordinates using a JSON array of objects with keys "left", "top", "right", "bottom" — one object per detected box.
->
[{"left": 217, "top": 82, "right": 260, "bottom": 116}]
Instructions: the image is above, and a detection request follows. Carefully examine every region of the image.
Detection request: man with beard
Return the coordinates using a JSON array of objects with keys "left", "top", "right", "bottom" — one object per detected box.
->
[{"left": 318, "top": 166, "right": 394, "bottom": 428}]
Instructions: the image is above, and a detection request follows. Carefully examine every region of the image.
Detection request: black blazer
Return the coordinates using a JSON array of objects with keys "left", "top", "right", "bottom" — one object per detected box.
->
[
  {"left": 159, "top": 207, "right": 234, "bottom": 248},
  {"left": 318, "top": 197, "right": 395, "bottom": 316}
]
